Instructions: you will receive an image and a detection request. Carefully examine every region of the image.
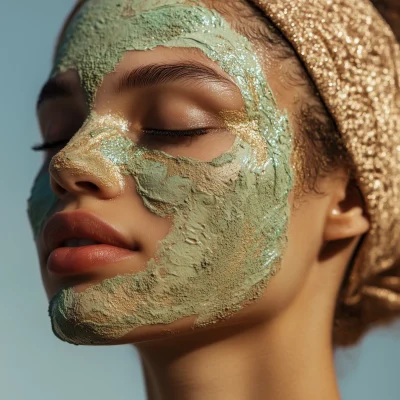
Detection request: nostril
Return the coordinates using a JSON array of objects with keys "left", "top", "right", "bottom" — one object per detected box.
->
[
  {"left": 49, "top": 162, "right": 122, "bottom": 199},
  {"left": 75, "top": 181, "right": 100, "bottom": 192}
]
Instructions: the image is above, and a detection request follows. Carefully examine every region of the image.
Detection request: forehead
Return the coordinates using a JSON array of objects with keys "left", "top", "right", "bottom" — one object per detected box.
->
[
  {"left": 55, "top": 0, "right": 249, "bottom": 70},
  {"left": 54, "top": 0, "right": 263, "bottom": 105}
]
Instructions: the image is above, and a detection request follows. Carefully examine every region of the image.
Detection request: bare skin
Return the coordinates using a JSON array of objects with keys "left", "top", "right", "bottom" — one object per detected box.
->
[{"left": 34, "top": 2, "right": 370, "bottom": 399}]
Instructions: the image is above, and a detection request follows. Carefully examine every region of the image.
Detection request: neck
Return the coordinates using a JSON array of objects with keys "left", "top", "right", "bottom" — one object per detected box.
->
[{"left": 134, "top": 306, "right": 340, "bottom": 400}]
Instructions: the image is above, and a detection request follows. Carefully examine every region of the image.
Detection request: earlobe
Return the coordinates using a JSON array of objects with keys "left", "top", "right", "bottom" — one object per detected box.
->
[
  {"left": 324, "top": 206, "right": 370, "bottom": 241},
  {"left": 323, "top": 182, "right": 370, "bottom": 242}
]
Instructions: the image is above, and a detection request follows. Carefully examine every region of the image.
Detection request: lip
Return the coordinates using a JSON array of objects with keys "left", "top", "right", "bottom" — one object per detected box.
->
[{"left": 42, "top": 210, "right": 137, "bottom": 275}]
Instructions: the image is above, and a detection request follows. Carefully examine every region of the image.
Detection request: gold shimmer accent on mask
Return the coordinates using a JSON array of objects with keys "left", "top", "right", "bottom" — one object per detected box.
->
[
  {"left": 250, "top": 0, "right": 400, "bottom": 305},
  {"left": 50, "top": 113, "right": 129, "bottom": 191},
  {"left": 220, "top": 110, "right": 267, "bottom": 168}
]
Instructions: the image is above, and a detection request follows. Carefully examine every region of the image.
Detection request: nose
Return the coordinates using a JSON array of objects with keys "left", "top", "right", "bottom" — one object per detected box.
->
[{"left": 49, "top": 146, "right": 124, "bottom": 200}]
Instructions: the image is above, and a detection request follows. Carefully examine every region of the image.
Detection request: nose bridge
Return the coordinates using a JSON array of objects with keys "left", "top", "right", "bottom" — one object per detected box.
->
[{"left": 49, "top": 115, "right": 129, "bottom": 196}]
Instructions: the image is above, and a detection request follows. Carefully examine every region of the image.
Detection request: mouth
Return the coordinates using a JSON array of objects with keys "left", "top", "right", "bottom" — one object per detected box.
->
[
  {"left": 61, "top": 238, "right": 101, "bottom": 247},
  {"left": 42, "top": 210, "right": 138, "bottom": 275}
]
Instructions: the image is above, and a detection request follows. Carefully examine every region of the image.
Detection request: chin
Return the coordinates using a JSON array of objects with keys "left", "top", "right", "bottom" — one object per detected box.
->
[
  {"left": 47, "top": 287, "right": 201, "bottom": 346},
  {"left": 48, "top": 287, "right": 267, "bottom": 347}
]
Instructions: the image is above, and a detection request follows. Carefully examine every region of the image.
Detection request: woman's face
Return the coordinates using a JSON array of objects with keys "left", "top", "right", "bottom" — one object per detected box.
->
[{"left": 29, "top": 0, "right": 325, "bottom": 345}]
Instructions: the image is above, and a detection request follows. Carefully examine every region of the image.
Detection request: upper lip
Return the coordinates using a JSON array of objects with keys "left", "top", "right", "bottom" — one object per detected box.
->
[{"left": 42, "top": 210, "right": 134, "bottom": 257}]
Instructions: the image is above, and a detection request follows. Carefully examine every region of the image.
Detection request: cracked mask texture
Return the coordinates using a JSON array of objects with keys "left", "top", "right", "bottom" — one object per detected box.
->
[{"left": 27, "top": 0, "right": 294, "bottom": 345}]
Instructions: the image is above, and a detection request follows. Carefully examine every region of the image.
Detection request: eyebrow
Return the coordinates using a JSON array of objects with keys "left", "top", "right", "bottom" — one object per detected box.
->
[
  {"left": 36, "top": 62, "right": 238, "bottom": 109},
  {"left": 36, "top": 78, "right": 75, "bottom": 109},
  {"left": 116, "top": 62, "right": 237, "bottom": 92}
]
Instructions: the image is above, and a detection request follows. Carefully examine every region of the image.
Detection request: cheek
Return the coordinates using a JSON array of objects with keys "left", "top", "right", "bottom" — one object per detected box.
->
[
  {"left": 28, "top": 170, "right": 58, "bottom": 238},
  {"left": 260, "top": 195, "right": 327, "bottom": 315},
  {"left": 132, "top": 159, "right": 194, "bottom": 217}
]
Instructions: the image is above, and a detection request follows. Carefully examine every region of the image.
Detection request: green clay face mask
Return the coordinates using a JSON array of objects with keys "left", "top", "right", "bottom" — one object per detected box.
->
[{"left": 27, "top": 0, "right": 294, "bottom": 345}]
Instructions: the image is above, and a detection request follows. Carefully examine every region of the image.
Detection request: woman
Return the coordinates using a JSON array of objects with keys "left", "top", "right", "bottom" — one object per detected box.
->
[{"left": 29, "top": 0, "right": 400, "bottom": 399}]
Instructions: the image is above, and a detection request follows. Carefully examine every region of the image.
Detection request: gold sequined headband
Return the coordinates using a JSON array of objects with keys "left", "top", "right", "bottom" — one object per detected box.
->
[{"left": 248, "top": 0, "right": 400, "bottom": 309}]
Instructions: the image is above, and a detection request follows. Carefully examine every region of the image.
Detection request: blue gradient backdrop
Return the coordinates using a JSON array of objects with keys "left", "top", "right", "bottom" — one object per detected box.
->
[{"left": 0, "top": 1, "right": 399, "bottom": 399}]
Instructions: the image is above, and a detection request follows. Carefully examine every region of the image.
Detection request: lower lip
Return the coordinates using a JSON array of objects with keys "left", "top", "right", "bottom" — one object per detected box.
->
[{"left": 47, "top": 245, "right": 135, "bottom": 275}]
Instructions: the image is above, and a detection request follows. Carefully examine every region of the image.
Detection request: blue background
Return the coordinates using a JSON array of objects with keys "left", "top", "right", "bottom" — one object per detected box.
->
[{"left": 0, "top": 1, "right": 399, "bottom": 399}]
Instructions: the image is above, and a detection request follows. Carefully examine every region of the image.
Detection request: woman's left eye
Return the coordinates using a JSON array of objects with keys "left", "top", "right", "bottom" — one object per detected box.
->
[
  {"left": 31, "top": 139, "right": 70, "bottom": 152},
  {"left": 142, "top": 128, "right": 209, "bottom": 137}
]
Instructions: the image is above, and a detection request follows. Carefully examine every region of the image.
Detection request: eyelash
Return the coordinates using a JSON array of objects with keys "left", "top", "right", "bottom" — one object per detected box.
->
[
  {"left": 31, "top": 128, "right": 209, "bottom": 151},
  {"left": 31, "top": 139, "right": 69, "bottom": 151},
  {"left": 144, "top": 128, "right": 208, "bottom": 137}
]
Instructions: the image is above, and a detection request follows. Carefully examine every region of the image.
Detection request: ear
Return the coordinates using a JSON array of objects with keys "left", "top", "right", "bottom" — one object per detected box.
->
[{"left": 323, "top": 180, "right": 370, "bottom": 241}]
